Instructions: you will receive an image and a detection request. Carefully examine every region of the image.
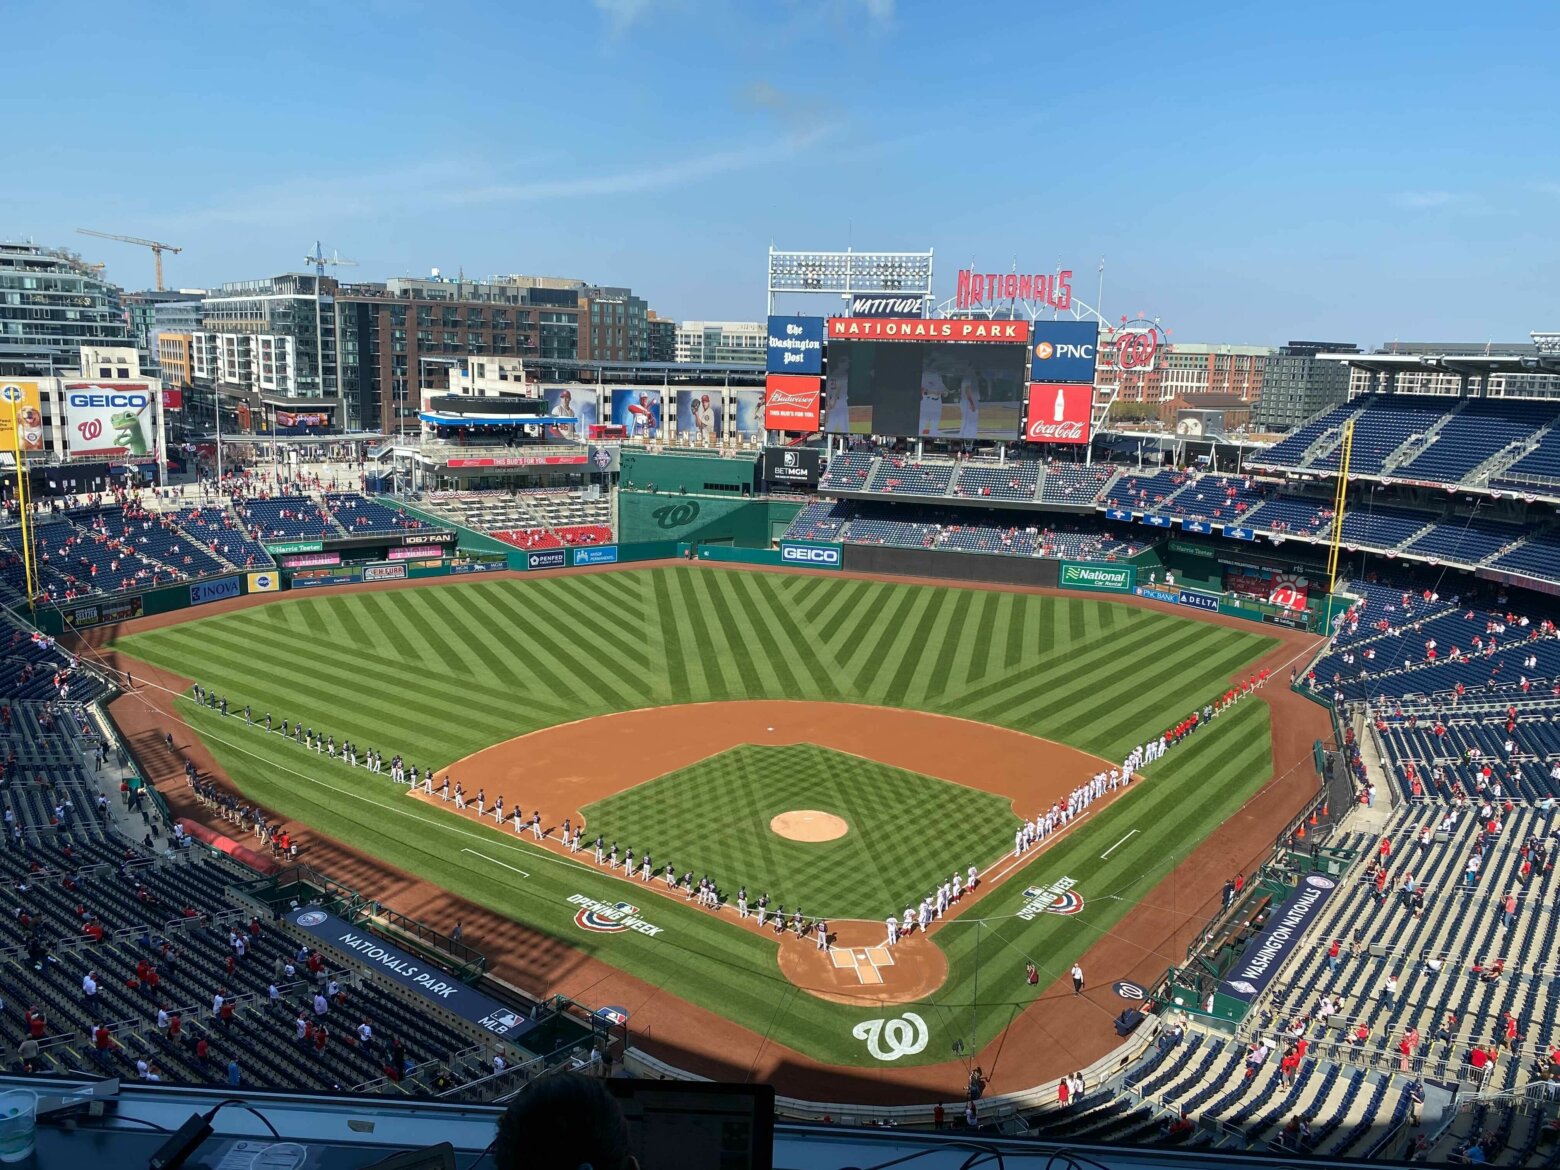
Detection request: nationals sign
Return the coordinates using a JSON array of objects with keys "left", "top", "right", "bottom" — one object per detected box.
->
[
  {"left": 826, "top": 318, "right": 1028, "bottom": 343},
  {"left": 1024, "top": 383, "right": 1093, "bottom": 445},
  {"left": 1107, "top": 326, "right": 1161, "bottom": 372},
  {"left": 763, "top": 374, "right": 822, "bottom": 431},
  {"left": 956, "top": 268, "right": 1073, "bottom": 312}
]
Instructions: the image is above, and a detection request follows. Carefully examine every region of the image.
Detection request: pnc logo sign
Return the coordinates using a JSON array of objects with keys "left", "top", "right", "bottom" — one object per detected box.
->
[{"left": 780, "top": 543, "right": 841, "bottom": 567}]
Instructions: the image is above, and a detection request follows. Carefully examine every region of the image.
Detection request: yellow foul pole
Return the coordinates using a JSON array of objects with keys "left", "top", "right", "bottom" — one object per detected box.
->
[
  {"left": 1325, "top": 420, "right": 1354, "bottom": 595},
  {"left": 9, "top": 400, "right": 36, "bottom": 613}
]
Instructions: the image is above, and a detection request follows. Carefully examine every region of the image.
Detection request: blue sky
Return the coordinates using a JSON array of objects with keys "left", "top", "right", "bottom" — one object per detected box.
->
[{"left": 5, "top": 0, "right": 1555, "bottom": 345}]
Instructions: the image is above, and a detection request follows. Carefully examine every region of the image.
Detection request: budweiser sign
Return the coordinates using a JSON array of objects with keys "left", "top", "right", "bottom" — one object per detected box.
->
[
  {"left": 763, "top": 374, "right": 822, "bottom": 432},
  {"left": 956, "top": 268, "right": 1073, "bottom": 312},
  {"left": 1025, "top": 383, "right": 1093, "bottom": 445},
  {"left": 826, "top": 317, "right": 1028, "bottom": 343}
]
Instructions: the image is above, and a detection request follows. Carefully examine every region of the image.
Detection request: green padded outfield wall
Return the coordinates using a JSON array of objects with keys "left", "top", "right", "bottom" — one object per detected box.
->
[
  {"left": 618, "top": 491, "right": 801, "bottom": 548},
  {"left": 619, "top": 449, "right": 758, "bottom": 496}
]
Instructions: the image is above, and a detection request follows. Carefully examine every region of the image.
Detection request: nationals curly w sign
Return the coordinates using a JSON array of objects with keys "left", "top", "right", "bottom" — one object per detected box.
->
[{"left": 1025, "top": 383, "right": 1093, "bottom": 445}]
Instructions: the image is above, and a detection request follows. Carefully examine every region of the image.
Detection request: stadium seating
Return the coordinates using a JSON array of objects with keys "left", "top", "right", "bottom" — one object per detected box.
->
[
  {"left": 1160, "top": 474, "right": 1271, "bottom": 524},
  {"left": 1101, "top": 470, "right": 1190, "bottom": 513},
  {"left": 1489, "top": 429, "right": 1560, "bottom": 495},
  {"left": 322, "top": 493, "right": 430, "bottom": 536},
  {"left": 778, "top": 501, "right": 1140, "bottom": 562},
  {"left": 1039, "top": 463, "right": 1118, "bottom": 506},
  {"left": 170, "top": 506, "right": 275, "bottom": 570},
  {"left": 0, "top": 611, "right": 553, "bottom": 1100},
  {"left": 817, "top": 452, "right": 876, "bottom": 492},
  {"left": 952, "top": 462, "right": 1040, "bottom": 502},
  {"left": 236, "top": 496, "right": 342, "bottom": 542},
  {"left": 1391, "top": 400, "right": 1553, "bottom": 485},
  {"left": 866, "top": 458, "right": 956, "bottom": 496}
]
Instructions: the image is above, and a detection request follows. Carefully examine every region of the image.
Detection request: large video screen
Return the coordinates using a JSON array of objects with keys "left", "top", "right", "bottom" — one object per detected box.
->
[{"left": 823, "top": 340, "right": 1027, "bottom": 439}]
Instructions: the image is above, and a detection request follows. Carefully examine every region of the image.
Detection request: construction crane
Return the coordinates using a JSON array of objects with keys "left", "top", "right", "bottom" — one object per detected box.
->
[
  {"left": 304, "top": 241, "right": 357, "bottom": 278},
  {"left": 75, "top": 228, "right": 183, "bottom": 290}
]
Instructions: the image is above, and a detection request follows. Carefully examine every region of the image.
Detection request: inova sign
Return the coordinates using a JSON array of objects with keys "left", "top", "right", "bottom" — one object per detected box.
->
[
  {"left": 1059, "top": 562, "right": 1135, "bottom": 593},
  {"left": 779, "top": 541, "right": 842, "bottom": 568}
]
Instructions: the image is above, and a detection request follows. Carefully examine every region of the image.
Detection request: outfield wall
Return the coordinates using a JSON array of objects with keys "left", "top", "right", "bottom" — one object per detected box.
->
[
  {"left": 846, "top": 544, "right": 1065, "bottom": 588},
  {"left": 619, "top": 491, "right": 801, "bottom": 548}
]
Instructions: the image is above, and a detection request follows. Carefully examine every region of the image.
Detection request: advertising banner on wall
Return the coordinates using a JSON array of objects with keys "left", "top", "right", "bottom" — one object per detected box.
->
[
  {"left": 1024, "top": 383, "right": 1093, "bottom": 445},
  {"left": 731, "top": 388, "right": 765, "bottom": 438},
  {"left": 0, "top": 381, "right": 46, "bottom": 453},
  {"left": 779, "top": 541, "right": 842, "bottom": 568},
  {"left": 608, "top": 389, "right": 662, "bottom": 439},
  {"left": 62, "top": 596, "right": 144, "bottom": 628},
  {"left": 846, "top": 294, "right": 925, "bottom": 318},
  {"left": 1221, "top": 875, "right": 1339, "bottom": 1002},
  {"left": 63, "top": 382, "right": 156, "bottom": 459},
  {"left": 827, "top": 318, "right": 1028, "bottom": 344},
  {"left": 763, "top": 375, "right": 821, "bottom": 432},
  {"left": 246, "top": 571, "right": 281, "bottom": 593},
  {"left": 572, "top": 545, "right": 619, "bottom": 566},
  {"left": 761, "top": 446, "right": 822, "bottom": 486},
  {"left": 541, "top": 386, "right": 600, "bottom": 441},
  {"left": 766, "top": 316, "right": 824, "bottom": 374},
  {"left": 1225, "top": 566, "right": 1309, "bottom": 611},
  {"left": 274, "top": 410, "right": 330, "bottom": 428},
  {"left": 161, "top": 388, "right": 183, "bottom": 411},
  {"left": 286, "top": 906, "right": 535, "bottom": 1041},
  {"left": 190, "top": 577, "right": 241, "bottom": 606},
  {"left": 674, "top": 390, "right": 724, "bottom": 443},
  {"left": 1059, "top": 561, "right": 1135, "bottom": 593},
  {"left": 387, "top": 545, "right": 443, "bottom": 562},
  {"left": 279, "top": 552, "right": 340, "bottom": 568},
  {"left": 362, "top": 562, "right": 408, "bottom": 582},
  {"left": 526, "top": 549, "right": 568, "bottom": 571},
  {"left": 1029, "top": 321, "right": 1099, "bottom": 383}
]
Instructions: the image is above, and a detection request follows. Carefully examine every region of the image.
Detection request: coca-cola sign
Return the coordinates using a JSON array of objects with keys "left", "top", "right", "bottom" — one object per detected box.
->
[
  {"left": 763, "top": 374, "right": 822, "bottom": 432},
  {"left": 1024, "top": 383, "right": 1093, "bottom": 445}
]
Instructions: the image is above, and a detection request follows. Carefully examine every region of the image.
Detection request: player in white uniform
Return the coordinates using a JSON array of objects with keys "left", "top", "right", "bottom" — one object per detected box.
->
[
  {"left": 693, "top": 394, "right": 716, "bottom": 443},
  {"left": 919, "top": 368, "right": 948, "bottom": 436},
  {"left": 958, "top": 382, "right": 980, "bottom": 438},
  {"left": 885, "top": 914, "right": 899, "bottom": 946},
  {"left": 825, "top": 383, "right": 849, "bottom": 433}
]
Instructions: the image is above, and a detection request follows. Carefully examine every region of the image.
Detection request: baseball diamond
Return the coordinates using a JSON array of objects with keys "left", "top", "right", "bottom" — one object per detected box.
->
[{"left": 105, "top": 564, "right": 1294, "bottom": 1079}]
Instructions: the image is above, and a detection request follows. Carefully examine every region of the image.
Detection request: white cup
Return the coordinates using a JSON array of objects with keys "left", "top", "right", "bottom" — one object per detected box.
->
[{"left": 0, "top": 1090, "right": 36, "bottom": 1163}]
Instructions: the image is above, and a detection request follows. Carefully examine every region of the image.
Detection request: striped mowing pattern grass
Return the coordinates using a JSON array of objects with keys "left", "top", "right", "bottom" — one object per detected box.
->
[
  {"left": 580, "top": 745, "right": 1017, "bottom": 920},
  {"left": 112, "top": 567, "right": 1282, "bottom": 1067},
  {"left": 115, "top": 566, "right": 1274, "bottom": 766}
]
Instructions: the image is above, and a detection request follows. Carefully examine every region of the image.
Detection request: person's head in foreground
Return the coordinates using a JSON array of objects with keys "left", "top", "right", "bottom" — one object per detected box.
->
[{"left": 495, "top": 1073, "right": 638, "bottom": 1170}]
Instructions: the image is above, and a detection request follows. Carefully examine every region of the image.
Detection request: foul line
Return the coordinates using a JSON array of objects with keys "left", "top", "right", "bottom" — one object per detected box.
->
[
  {"left": 1100, "top": 829, "right": 1139, "bottom": 860},
  {"left": 462, "top": 849, "right": 529, "bottom": 879}
]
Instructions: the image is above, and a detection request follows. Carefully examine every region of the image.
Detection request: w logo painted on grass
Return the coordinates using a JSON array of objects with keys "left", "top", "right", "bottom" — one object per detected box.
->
[
  {"left": 1019, "top": 877, "right": 1084, "bottom": 920},
  {"left": 575, "top": 901, "right": 640, "bottom": 933}
]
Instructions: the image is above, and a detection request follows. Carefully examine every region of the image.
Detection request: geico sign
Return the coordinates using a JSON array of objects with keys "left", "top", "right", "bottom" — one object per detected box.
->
[
  {"left": 69, "top": 393, "right": 150, "bottom": 408},
  {"left": 781, "top": 546, "right": 839, "bottom": 565}
]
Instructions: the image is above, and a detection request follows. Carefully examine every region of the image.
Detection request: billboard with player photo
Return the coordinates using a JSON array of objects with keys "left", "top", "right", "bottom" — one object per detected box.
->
[
  {"left": 731, "top": 388, "right": 764, "bottom": 438},
  {"left": 823, "top": 340, "right": 1026, "bottom": 439},
  {"left": 674, "top": 390, "right": 725, "bottom": 444},
  {"left": 608, "top": 389, "right": 662, "bottom": 439},
  {"left": 1225, "top": 565, "right": 1309, "bottom": 611},
  {"left": 542, "top": 386, "right": 600, "bottom": 441}
]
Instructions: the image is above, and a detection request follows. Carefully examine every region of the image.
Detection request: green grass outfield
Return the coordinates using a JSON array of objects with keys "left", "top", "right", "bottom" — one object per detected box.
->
[
  {"left": 580, "top": 744, "right": 1018, "bottom": 919},
  {"left": 112, "top": 566, "right": 1279, "bottom": 1068}
]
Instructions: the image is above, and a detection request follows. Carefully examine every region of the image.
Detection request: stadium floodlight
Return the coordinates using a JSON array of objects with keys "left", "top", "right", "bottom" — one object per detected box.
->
[
  {"left": 1533, "top": 331, "right": 1560, "bottom": 356},
  {"left": 767, "top": 247, "right": 934, "bottom": 312}
]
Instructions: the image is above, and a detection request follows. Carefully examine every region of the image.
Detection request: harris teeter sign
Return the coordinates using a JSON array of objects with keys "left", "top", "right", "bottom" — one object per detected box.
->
[{"left": 1059, "top": 562, "right": 1135, "bottom": 593}]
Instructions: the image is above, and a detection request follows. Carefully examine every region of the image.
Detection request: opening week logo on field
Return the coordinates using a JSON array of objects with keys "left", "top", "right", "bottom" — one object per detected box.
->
[
  {"left": 568, "top": 895, "right": 664, "bottom": 937},
  {"left": 1018, "top": 876, "right": 1084, "bottom": 920}
]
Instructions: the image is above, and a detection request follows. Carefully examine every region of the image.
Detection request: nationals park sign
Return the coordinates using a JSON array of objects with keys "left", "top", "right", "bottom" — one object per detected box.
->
[
  {"left": 1059, "top": 562, "right": 1135, "bottom": 593},
  {"left": 286, "top": 906, "right": 536, "bottom": 1041}
]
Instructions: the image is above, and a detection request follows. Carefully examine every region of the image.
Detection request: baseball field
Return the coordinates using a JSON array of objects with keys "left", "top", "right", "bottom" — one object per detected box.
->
[{"left": 109, "top": 565, "right": 1283, "bottom": 1070}]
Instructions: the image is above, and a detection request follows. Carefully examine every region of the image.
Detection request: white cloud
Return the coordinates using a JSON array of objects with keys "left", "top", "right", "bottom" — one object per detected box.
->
[
  {"left": 593, "top": 0, "right": 654, "bottom": 37},
  {"left": 858, "top": 0, "right": 895, "bottom": 25},
  {"left": 443, "top": 127, "right": 833, "bottom": 206},
  {"left": 1390, "top": 190, "right": 1463, "bottom": 209}
]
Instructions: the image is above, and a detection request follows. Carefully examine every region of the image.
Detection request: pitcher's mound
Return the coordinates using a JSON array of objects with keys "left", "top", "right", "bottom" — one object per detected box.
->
[{"left": 771, "top": 810, "right": 848, "bottom": 842}]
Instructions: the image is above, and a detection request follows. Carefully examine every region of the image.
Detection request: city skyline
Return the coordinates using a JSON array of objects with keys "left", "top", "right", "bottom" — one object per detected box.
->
[{"left": 4, "top": 0, "right": 1555, "bottom": 346}]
